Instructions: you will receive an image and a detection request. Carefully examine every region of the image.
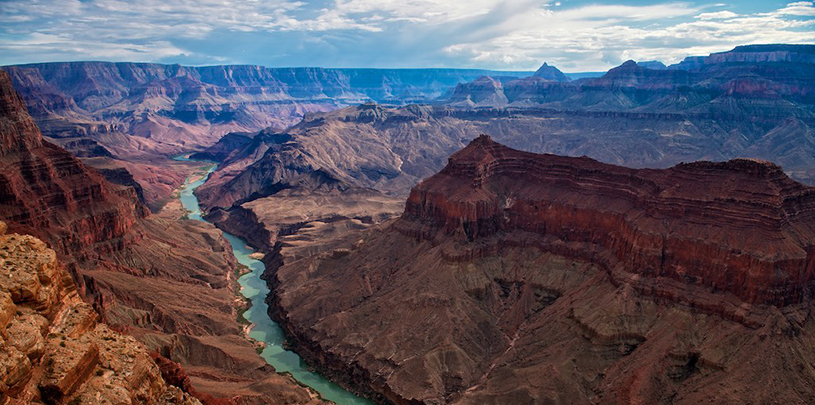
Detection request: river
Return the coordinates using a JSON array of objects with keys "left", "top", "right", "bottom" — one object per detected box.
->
[{"left": 176, "top": 159, "right": 373, "bottom": 405}]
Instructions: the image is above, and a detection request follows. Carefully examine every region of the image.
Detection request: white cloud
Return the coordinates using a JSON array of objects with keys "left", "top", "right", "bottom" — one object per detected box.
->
[
  {"left": 0, "top": 0, "right": 813, "bottom": 70},
  {"left": 696, "top": 10, "right": 738, "bottom": 20},
  {"left": 774, "top": 1, "right": 815, "bottom": 16},
  {"left": 441, "top": 2, "right": 815, "bottom": 70}
]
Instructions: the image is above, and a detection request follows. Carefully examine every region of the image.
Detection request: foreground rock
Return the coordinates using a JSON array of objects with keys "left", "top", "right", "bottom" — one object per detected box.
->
[
  {"left": 0, "top": 221, "right": 201, "bottom": 404},
  {"left": 265, "top": 137, "right": 815, "bottom": 404}
]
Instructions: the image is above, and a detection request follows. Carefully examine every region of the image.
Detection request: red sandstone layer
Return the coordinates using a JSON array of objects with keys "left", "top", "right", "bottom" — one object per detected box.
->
[{"left": 401, "top": 135, "right": 815, "bottom": 306}]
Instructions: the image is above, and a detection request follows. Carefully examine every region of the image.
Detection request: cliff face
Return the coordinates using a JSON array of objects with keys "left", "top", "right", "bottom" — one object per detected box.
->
[
  {"left": 402, "top": 135, "right": 815, "bottom": 306},
  {"left": 0, "top": 72, "right": 42, "bottom": 153},
  {"left": 685, "top": 44, "right": 815, "bottom": 67},
  {"left": 265, "top": 139, "right": 815, "bottom": 405},
  {"left": 0, "top": 70, "right": 146, "bottom": 260},
  {"left": 0, "top": 221, "right": 201, "bottom": 405}
]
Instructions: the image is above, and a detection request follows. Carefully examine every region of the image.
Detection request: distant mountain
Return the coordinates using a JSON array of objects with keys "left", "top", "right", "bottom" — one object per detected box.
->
[
  {"left": 565, "top": 71, "right": 606, "bottom": 79},
  {"left": 532, "top": 62, "right": 571, "bottom": 81},
  {"left": 637, "top": 60, "right": 667, "bottom": 69},
  {"left": 670, "top": 44, "right": 815, "bottom": 69},
  {"left": 443, "top": 45, "right": 815, "bottom": 113}
]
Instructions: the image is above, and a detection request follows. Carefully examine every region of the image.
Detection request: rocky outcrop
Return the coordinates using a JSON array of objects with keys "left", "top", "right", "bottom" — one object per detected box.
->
[
  {"left": 447, "top": 77, "right": 508, "bottom": 107},
  {"left": 0, "top": 221, "right": 202, "bottom": 404},
  {"left": 402, "top": 135, "right": 815, "bottom": 307},
  {"left": 90, "top": 161, "right": 148, "bottom": 205},
  {"left": 189, "top": 132, "right": 254, "bottom": 163},
  {"left": 265, "top": 139, "right": 815, "bottom": 405}
]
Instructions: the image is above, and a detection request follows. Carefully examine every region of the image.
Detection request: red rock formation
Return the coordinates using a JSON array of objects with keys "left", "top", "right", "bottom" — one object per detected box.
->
[
  {"left": 263, "top": 137, "right": 815, "bottom": 405},
  {"left": 0, "top": 73, "right": 42, "bottom": 153},
  {"left": 151, "top": 352, "right": 239, "bottom": 405},
  {"left": 402, "top": 135, "right": 815, "bottom": 306}
]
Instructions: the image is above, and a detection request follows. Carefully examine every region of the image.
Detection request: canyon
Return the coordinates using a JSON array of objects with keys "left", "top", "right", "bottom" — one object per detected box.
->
[
  {"left": 263, "top": 136, "right": 815, "bottom": 404},
  {"left": 0, "top": 70, "right": 324, "bottom": 404},
  {"left": 3, "top": 42, "right": 815, "bottom": 405},
  {"left": 118, "top": 44, "right": 815, "bottom": 405},
  {"left": 1, "top": 62, "right": 528, "bottom": 210}
]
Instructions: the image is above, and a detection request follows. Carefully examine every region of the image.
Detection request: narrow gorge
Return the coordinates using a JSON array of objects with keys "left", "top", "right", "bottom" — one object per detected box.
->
[{"left": 176, "top": 156, "right": 374, "bottom": 404}]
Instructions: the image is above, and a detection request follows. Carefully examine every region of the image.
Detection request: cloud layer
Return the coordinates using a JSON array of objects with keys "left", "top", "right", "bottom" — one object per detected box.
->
[{"left": 1, "top": 0, "right": 813, "bottom": 71}]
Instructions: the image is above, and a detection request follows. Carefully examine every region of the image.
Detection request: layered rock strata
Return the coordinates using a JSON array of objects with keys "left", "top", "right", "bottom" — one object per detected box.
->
[{"left": 402, "top": 135, "right": 815, "bottom": 307}]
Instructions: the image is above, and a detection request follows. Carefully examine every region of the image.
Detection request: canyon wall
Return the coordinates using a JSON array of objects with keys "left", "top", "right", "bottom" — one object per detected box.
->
[
  {"left": 402, "top": 135, "right": 815, "bottom": 306},
  {"left": 0, "top": 69, "right": 325, "bottom": 404},
  {"left": 2, "top": 62, "right": 528, "bottom": 209}
]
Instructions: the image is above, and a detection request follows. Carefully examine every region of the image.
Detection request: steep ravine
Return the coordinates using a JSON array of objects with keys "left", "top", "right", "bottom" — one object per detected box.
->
[
  {"left": 176, "top": 157, "right": 374, "bottom": 405},
  {"left": 203, "top": 200, "right": 412, "bottom": 404}
]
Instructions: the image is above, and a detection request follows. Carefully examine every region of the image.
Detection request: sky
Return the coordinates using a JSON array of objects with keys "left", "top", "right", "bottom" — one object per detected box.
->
[{"left": 0, "top": 0, "right": 814, "bottom": 72}]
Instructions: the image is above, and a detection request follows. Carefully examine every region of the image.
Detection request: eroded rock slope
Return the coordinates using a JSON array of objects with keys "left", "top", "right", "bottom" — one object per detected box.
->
[{"left": 265, "top": 137, "right": 815, "bottom": 405}]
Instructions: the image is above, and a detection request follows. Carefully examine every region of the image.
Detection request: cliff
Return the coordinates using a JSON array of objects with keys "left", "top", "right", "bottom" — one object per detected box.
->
[
  {"left": 0, "top": 70, "right": 146, "bottom": 260},
  {"left": 402, "top": 135, "right": 815, "bottom": 306},
  {"left": 0, "top": 221, "right": 201, "bottom": 404}
]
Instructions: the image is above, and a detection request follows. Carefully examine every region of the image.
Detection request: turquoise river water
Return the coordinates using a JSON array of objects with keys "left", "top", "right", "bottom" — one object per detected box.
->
[{"left": 176, "top": 159, "right": 372, "bottom": 405}]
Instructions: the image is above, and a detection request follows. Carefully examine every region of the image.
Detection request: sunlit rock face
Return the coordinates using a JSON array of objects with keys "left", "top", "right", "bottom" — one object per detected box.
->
[
  {"left": 0, "top": 221, "right": 202, "bottom": 405},
  {"left": 403, "top": 135, "right": 815, "bottom": 307}
]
